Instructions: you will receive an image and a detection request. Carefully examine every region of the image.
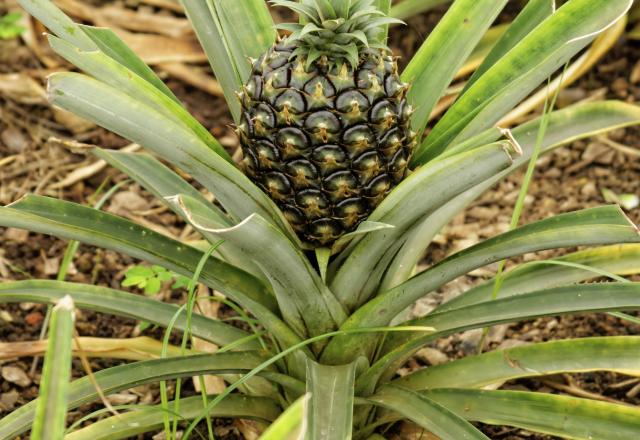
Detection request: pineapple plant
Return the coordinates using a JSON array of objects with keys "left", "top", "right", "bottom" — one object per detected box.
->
[
  {"left": 239, "top": 1, "right": 413, "bottom": 245},
  {"left": 1, "top": 0, "right": 640, "bottom": 439}
]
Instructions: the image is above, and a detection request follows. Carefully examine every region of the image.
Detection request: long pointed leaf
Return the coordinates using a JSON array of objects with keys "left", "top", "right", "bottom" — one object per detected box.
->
[
  {"left": 77, "top": 24, "right": 179, "bottom": 102},
  {"left": 367, "top": 385, "right": 489, "bottom": 440},
  {"left": 0, "top": 196, "right": 306, "bottom": 351},
  {"left": 0, "top": 353, "right": 300, "bottom": 439},
  {"left": 462, "top": 0, "right": 555, "bottom": 92},
  {"left": 65, "top": 395, "right": 281, "bottom": 440},
  {"left": 329, "top": 142, "right": 515, "bottom": 310},
  {"left": 47, "top": 35, "right": 231, "bottom": 162},
  {"left": 402, "top": 0, "right": 508, "bottom": 134},
  {"left": 180, "top": 0, "right": 242, "bottom": 121},
  {"left": 396, "top": 336, "right": 640, "bottom": 390},
  {"left": 416, "top": 0, "right": 634, "bottom": 163},
  {"left": 260, "top": 396, "right": 307, "bottom": 440},
  {"left": 47, "top": 72, "right": 294, "bottom": 238},
  {"left": 425, "top": 389, "right": 640, "bottom": 440},
  {"left": 360, "top": 283, "right": 640, "bottom": 392},
  {"left": 91, "top": 149, "right": 228, "bottom": 225},
  {"left": 91, "top": 150, "right": 266, "bottom": 280},
  {"left": 440, "top": 244, "right": 640, "bottom": 313},
  {"left": 0, "top": 280, "right": 254, "bottom": 348},
  {"left": 323, "top": 206, "right": 640, "bottom": 364},
  {"left": 382, "top": 101, "right": 640, "bottom": 291},
  {"left": 16, "top": 0, "right": 96, "bottom": 50},
  {"left": 390, "top": 0, "right": 450, "bottom": 21},
  {"left": 214, "top": 0, "right": 276, "bottom": 83},
  {"left": 169, "top": 196, "right": 347, "bottom": 343}
]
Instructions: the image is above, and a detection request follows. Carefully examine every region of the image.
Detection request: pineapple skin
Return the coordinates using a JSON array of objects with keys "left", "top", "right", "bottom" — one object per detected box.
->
[{"left": 238, "top": 41, "right": 416, "bottom": 246}]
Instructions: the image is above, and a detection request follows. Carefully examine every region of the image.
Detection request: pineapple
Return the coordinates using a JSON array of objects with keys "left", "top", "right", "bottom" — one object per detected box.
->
[{"left": 237, "top": 0, "right": 416, "bottom": 246}]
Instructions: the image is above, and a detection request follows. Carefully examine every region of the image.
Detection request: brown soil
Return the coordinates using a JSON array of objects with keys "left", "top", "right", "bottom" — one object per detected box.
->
[{"left": 1, "top": 1, "right": 639, "bottom": 439}]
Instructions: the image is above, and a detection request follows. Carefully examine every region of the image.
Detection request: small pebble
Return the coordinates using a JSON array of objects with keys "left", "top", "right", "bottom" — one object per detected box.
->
[{"left": 1, "top": 366, "right": 32, "bottom": 387}]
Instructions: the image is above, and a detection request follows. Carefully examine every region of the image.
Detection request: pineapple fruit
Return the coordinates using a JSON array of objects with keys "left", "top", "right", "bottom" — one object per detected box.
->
[{"left": 237, "top": 0, "right": 416, "bottom": 246}]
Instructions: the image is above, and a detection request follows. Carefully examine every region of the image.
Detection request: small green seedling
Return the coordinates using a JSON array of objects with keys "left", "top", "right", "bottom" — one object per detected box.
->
[
  {"left": 122, "top": 265, "right": 191, "bottom": 295},
  {"left": 0, "top": 12, "right": 25, "bottom": 39}
]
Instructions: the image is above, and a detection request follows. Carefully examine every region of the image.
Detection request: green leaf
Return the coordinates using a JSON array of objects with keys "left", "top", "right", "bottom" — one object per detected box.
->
[
  {"left": 424, "top": 389, "right": 640, "bottom": 440},
  {"left": 31, "top": 296, "right": 75, "bottom": 440},
  {"left": 126, "top": 265, "right": 155, "bottom": 278},
  {"left": 0, "top": 12, "right": 25, "bottom": 39},
  {"left": 323, "top": 206, "right": 639, "bottom": 364},
  {"left": 0, "top": 280, "right": 255, "bottom": 348},
  {"left": 0, "top": 196, "right": 308, "bottom": 351},
  {"left": 45, "top": 36, "right": 231, "bottom": 161},
  {"left": 315, "top": 248, "right": 331, "bottom": 282},
  {"left": 439, "top": 244, "right": 640, "bottom": 312},
  {"left": 416, "top": 0, "right": 634, "bottom": 163},
  {"left": 169, "top": 195, "right": 347, "bottom": 343},
  {"left": 156, "top": 270, "right": 173, "bottom": 282},
  {"left": 182, "top": 0, "right": 275, "bottom": 122},
  {"left": 89, "top": 149, "right": 268, "bottom": 278},
  {"left": 17, "top": 0, "right": 96, "bottom": 50},
  {"left": 382, "top": 101, "right": 640, "bottom": 291},
  {"left": 329, "top": 142, "right": 515, "bottom": 311},
  {"left": 462, "top": 0, "right": 555, "bottom": 92},
  {"left": 65, "top": 395, "right": 281, "bottom": 440},
  {"left": 402, "top": 0, "right": 508, "bottom": 135},
  {"left": 371, "top": 0, "right": 392, "bottom": 43},
  {"left": 78, "top": 25, "right": 179, "bottom": 103},
  {"left": 390, "top": 0, "right": 450, "bottom": 21},
  {"left": 47, "top": 72, "right": 292, "bottom": 237},
  {"left": 92, "top": 149, "right": 229, "bottom": 225},
  {"left": 306, "top": 359, "right": 357, "bottom": 440},
  {"left": 361, "top": 282, "right": 640, "bottom": 392},
  {"left": 259, "top": 396, "right": 307, "bottom": 440},
  {"left": 0, "top": 353, "right": 300, "bottom": 439},
  {"left": 2, "top": 195, "right": 275, "bottom": 309},
  {"left": 396, "top": 336, "right": 640, "bottom": 390},
  {"left": 213, "top": 0, "right": 277, "bottom": 83},
  {"left": 144, "top": 277, "right": 162, "bottom": 295},
  {"left": 367, "top": 385, "right": 489, "bottom": 440}
]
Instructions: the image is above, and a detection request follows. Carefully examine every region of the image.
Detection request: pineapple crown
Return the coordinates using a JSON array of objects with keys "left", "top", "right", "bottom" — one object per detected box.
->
[{"left": 271, "top": 0, "right": 402, "bottom": 69}]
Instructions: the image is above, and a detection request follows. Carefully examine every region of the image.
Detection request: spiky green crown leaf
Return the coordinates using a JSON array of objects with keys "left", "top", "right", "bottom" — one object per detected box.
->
[{"left": 271, "top": 0, "right": 402, "bottom": 69}]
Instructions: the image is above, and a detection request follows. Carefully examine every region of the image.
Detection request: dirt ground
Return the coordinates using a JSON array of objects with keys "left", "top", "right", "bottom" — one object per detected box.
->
[{"left": 0, "top": 1, "right": 639, "bottom": 439}]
